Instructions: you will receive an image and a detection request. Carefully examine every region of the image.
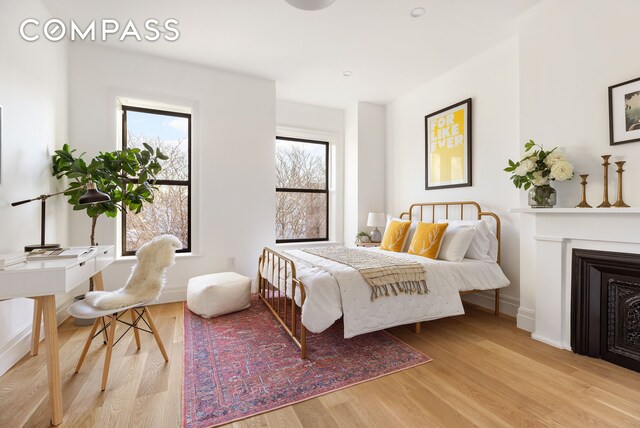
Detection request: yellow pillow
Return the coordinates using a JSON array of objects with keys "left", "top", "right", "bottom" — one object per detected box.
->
[
  {"left": 408, "top": 222, "right": 448, "bottom": 259},
  {"left": 379, "top": 219, "right": 411, "bottom": 252}
]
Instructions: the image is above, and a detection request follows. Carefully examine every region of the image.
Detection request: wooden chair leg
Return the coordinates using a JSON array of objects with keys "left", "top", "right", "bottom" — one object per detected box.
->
[
  {"left": 101, "top": 313, "right": 118, "bottom": 391},
  {"left": 31, "top": 299, "right": 43, "bottom": 356},
  {"left": 75, "top": 317, "right": 102, "bottom": 373},
  {"left": 415, "top": 322, "right": 421, "bottom": 334},
  {"left": 495, "top": 288, "right": 500, "bottom": 316},
  {"left": 92, "top": 272, "right": 109, "bottom": 344},
  {"left": 130, "top": 309, "right": 141, "bottom": 350},
  {"left": 101, "top": 316, "right": 109, "bottom": 345},
  {"left": 144, "top": 307, "right": 169, "bottom": 362}
]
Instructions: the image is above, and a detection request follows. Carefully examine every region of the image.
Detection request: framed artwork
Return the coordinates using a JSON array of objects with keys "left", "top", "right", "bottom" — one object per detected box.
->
[
  {"left": 425, "top": 98, "right": 472, "bottom": 190},
  {"left": 609, "top": 76, "right": 640, "bottom": 145}
]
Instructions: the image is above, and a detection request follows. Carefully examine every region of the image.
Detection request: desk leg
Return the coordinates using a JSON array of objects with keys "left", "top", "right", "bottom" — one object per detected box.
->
[
  {"left": 92, "top": 272, "right": 104, "bottom": 291},
  {"left": 41, "top": 296, "right": 63, "bottom": 426},
  {"left": 31, "top": 299, "right": 43, "bottom": 356}
]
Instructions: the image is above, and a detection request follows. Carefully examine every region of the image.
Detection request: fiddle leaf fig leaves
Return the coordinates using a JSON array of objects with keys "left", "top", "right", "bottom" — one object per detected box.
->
[{"left": 51, "top": 144, "right": 167, "bottom": 229}]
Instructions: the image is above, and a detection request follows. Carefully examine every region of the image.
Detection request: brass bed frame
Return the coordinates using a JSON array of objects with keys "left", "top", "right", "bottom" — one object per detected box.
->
[{"left": 257, "top": 201, "right": 502, "bottom": 358}]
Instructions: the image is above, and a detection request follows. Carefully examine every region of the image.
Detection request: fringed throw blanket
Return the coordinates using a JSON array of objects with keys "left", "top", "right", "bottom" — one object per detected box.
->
[{"left": 302, "top": 247, "right": 428, "bottom": 301}]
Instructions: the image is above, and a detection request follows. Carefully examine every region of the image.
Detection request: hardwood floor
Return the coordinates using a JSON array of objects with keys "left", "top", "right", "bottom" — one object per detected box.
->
[{"left": 1, "top": 301, "right": 640, "bottom": 427}]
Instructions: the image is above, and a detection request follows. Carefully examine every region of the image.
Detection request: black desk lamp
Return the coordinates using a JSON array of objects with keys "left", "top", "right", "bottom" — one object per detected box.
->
[{"left": 11, "top": 181, "right": 110, "bottom": 252}]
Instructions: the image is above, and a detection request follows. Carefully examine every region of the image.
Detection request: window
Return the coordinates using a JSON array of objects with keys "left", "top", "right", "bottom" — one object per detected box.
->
[
  {"left": 276, "top": 136, "right": 329, "bottom": 243},
  {"left": 121, "top": 105, "right": 191, "bottom": 255}
]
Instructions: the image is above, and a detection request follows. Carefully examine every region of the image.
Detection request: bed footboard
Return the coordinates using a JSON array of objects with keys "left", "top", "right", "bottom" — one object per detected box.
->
[{"left": 257, "top": 247, "right": 307, "bottom": 358}]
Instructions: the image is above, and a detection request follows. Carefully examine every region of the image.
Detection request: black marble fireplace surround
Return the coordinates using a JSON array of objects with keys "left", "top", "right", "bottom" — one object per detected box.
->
[{"left": 571, "top": 249, "right": 640, "bottom": 372}]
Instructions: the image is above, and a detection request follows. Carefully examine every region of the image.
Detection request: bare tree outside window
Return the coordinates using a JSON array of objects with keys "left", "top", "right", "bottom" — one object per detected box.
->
[
  {"left": 276, "top": 137, "right": 328, "bottom": 242},
  {"left": 122, "top": 106, "right": 191, "bottom": 255}
]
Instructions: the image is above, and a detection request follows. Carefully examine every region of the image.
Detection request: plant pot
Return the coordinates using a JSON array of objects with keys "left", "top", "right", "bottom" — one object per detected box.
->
[{"left": 528, "top": 184, "right": 556, "bottom": 208}]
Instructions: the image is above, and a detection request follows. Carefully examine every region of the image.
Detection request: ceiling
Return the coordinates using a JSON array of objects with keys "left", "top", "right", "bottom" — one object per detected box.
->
[{"left": 41, "top": 0, "right": 540, "bottom": 109}]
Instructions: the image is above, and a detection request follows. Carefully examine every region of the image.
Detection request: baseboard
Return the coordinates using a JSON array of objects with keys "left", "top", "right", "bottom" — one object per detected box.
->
[
  {"left": 0, "top": 323, "right": 33, "bottom": 378},
  {"left": 531, "top": 333, "right": 565, "bottom": 349},
  {"left": 460, "top": 290, "right": 519, "bottom": 318},
  {"left": 154, "top": 286, "right": 187, "bottom": 305},
  {"left": 0, "top": 295, "right": 75, "bottom": 378},
  {"left": 517, "top": 307, "right": 535, "bottom": 332}
]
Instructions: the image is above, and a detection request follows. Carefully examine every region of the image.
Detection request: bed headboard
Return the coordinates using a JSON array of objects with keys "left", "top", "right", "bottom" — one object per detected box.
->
[{"left": 399, "top": 201, "right": 501, "bottom": 264}]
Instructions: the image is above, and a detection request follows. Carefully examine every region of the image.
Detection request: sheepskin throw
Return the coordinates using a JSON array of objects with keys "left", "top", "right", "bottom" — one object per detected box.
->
[
  {"left": 84, "top": 234, "right": 182, "bottom": 310},
  {"left": 302, "top": 247, "right": 428, "bottom": 301}
]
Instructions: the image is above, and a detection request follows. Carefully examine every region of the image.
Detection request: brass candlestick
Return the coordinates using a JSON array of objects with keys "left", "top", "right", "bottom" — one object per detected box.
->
[
  {"left": 613, "top": 161, "right": 630, "bottom": 208},
  {"left": 576, "top": 174, "right": 592, "bottom": 208},
  {"left": 597, "top": 155, "right": 612, "bottom": 208}
]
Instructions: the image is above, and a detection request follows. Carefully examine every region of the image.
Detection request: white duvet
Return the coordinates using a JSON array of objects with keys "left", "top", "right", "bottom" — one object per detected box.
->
[{"left": 279, "top": 247, "right": 510, "bottom": 338}]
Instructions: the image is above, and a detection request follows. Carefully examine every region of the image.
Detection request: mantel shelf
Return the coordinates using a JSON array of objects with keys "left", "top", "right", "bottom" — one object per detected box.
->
[{"left": 510, "top": 207, "right": 640, "bottom": 214}]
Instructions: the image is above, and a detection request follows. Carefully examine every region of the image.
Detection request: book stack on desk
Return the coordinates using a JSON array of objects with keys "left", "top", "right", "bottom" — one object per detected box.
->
[
  {"left": 27, "top": 248, "right": 91, "bottom": 261},
  {"left": 0, "top": 253, "right": 27, "bottom": 270}
]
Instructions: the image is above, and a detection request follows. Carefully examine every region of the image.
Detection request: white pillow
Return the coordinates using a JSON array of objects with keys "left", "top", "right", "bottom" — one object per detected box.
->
[
  {"left": 437, "top": 227, "right": 476, "bottom": 262},
  {"left": 438, "top": 219, "right": 498, "bottom": 262}
]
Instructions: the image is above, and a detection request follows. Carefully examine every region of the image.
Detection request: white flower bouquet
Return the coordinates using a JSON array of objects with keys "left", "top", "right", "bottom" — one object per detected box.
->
[{"left": 504, "top": 140, "right": 574, "bottom": 190}]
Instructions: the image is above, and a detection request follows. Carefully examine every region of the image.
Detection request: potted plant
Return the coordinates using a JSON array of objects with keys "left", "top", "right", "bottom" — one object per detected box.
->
[
  {"left": 504, "top": 140, "right": 574, "bottom": 208},
  {"left": 356, "top": 231, "right": 371, "bottom": 244},
  {"left": 52, "top": 143, "right": 167, "bottom": 286}
]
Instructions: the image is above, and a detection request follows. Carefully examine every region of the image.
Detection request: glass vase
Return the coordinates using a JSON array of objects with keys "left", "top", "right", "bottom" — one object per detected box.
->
[{"left": 528, "top": 184, "right": 556, "bottom": 208}]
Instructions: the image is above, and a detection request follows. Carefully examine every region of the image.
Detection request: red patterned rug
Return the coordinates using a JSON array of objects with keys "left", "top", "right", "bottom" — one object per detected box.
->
[{"left": 182, "top": 296, "right": 432, "bottom": 428}]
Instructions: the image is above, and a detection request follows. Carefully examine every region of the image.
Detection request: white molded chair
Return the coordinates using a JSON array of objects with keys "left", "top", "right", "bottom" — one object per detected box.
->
[
  {"left": 68, "top": 234, "right": 181, "bottom": 391},
  {"left": 68, "top": 299, "right": 168, "bottom": 391}
]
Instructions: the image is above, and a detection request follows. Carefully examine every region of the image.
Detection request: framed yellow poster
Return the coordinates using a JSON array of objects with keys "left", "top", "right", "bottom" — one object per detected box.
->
[{"left": 425, "top": 98, "right": 472, "bottom": 190}]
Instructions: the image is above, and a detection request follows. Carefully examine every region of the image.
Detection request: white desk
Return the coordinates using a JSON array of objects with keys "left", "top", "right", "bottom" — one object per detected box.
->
[{"left": 0, "top": 246, "right": 115, "bottom": 426}]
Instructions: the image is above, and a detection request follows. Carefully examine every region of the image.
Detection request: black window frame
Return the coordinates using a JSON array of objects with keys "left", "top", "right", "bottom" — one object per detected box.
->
[
  {"left": 121, "top": 105, "right": 192, "bottom": 256},
  {"left": 275, "top": 136, "right": 329, "bottom": 244}
]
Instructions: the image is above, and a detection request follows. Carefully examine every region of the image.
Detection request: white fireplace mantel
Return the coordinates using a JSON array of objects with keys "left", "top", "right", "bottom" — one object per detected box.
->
[
  {"left": 511, "top": 207, "right": 640, "bottom": 214},
  {"left": 511, "top": 207, "right": 640, "bottom": 350}
]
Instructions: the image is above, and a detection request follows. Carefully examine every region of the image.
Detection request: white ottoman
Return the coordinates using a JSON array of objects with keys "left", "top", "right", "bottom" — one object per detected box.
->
[{"left": 187, "top": 272, "right": 251, "bottom": 318}]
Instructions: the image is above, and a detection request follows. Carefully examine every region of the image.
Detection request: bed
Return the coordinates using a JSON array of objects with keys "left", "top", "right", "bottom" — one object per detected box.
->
[{"left": 257, "top": 201, "right": 510, "bottom": 358}]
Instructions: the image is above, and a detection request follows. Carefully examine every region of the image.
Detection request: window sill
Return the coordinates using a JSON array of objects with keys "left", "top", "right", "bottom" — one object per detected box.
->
[
  {"left": 275, "top": 241, "right": 343, "bottom": 250},
  {"left": 114, "top": 252, "right": 204, "bottom": 264}
]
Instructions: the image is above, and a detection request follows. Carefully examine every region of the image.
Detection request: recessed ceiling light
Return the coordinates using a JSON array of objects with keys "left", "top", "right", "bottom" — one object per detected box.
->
[
  {"left": 411, "top": 7, "right": 426, "bottom": 18},
  {"left": 343, "top": 71, "right": 353, "bottom": 77},
  {"left": 285, "top": 0, "right": 336, "bottom": 11}
]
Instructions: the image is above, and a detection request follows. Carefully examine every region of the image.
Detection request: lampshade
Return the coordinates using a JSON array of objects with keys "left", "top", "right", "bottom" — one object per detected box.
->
[
  {"left": 78, "top": 182, "right": 110, "bottom": 205},
  {"left": 285, "top": 0, "right": 336, "bottom": 10},
  {"left": 367, "top": 212, "right": 386, "bottom": 228}
]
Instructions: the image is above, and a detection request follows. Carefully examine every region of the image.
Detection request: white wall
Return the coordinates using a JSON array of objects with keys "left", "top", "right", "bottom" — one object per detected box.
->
[
  {"left": 519, "top": 0, "right": 640, "bottom": 208},
  {"left": 344, "top": 104, "right": 359, "bottom": 245},
  {"left": 276, "top": 100, "right": 345, "bottom": 245},
  {"left": 357, "top": 103, "right": 386, "bottom": 234},
  {"left": 344, "top": 102, "right": 386, "bottom": 245},
  {"left": 385, "top": 38, "right": 521, "bottom": 315},
  {"left": 0, "top": 0, "right": 68, "bottom": 375},
  {"left": 516, "top": 0, "right": 640, "bottom": 331},
  {"left": 67, "top": 43, "right": 275, "bottom": 300},
  {"left": 276, "top": 100, "right": 344, "bottom": 135}
]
